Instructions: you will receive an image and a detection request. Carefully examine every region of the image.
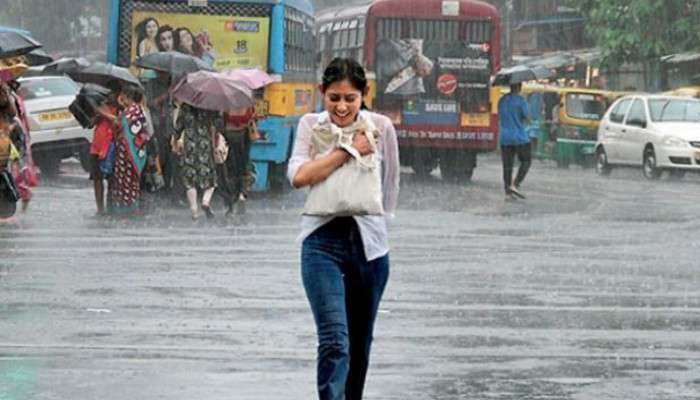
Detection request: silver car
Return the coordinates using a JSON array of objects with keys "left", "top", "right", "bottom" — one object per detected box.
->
[
  {"left": 595, "top": 94, "right": 700, "bottom": 180},
  {"left": 18, "top": 76, "right": 93, "bottom": 176}
]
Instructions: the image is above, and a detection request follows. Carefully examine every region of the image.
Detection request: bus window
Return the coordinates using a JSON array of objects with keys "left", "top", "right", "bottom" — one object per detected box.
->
[{"left": 348, "top": 28, "right": 357, "bottom": 48}]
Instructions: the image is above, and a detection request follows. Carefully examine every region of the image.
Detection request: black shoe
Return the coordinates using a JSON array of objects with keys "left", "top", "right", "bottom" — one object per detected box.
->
[
  {"left": 509, "top": 186, "right": 527, "bottom": 199},
  {"left": 202, "top": 204, "right": 215, "bottom": 219},
  {"left": 504, "top": 193, "right": 518, "bottom": 202}
]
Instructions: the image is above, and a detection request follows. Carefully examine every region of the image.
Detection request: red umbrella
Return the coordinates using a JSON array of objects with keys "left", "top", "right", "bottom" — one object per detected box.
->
[
  {"left": 222, "top": 68, "right": 276, "bottom": 90},
  {"left": 171, "top": 70, "right": 254, "bottom": 112}
]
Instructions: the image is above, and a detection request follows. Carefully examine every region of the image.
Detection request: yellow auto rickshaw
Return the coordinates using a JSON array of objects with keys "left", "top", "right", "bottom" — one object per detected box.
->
[{"left": 523, "top": 84, "right": 622, "bottom": 167}]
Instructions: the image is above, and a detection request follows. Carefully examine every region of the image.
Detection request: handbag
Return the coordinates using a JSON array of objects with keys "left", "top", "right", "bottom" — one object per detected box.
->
[
  {"left": 248, "top": 120, "right": 261, "bottom": 141},
  {"left": 0, "top": 169, "right": 20, "bottom": 203},
  {"left": 213, "top": 132, "right": 229, "bottom": 164},
  {"left": 303, "top": 116, "right": 384, "bottom": 216}
]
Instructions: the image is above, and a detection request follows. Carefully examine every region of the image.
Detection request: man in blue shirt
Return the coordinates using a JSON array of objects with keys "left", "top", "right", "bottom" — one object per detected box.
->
[{"left": 498, "top": 83, "right": 531, "bottom": 200}]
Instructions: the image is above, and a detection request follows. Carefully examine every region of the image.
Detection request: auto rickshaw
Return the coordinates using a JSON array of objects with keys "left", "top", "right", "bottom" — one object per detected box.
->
[
  {"left": 523, "top": 85, "right": 621, "bottom": 167},
  {"left": 664, "top": 85, "right": 700, "bottom": 99}
]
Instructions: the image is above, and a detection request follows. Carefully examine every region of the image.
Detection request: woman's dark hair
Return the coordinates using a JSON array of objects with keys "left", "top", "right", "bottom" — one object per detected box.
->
[
  {"left": 135, "top": 18, "right": 159, "bottom": 49},
  {"left": 321, "top": 58, "right": 369, "bottom": 109},
  {"left": 122, "top": 84, "right": 144, "bottom": 103},
  {"left": 155, "top": 25, "right": 174, "bottom": 51},
  {"left": 321, "top": 57, "right": 368, "bottom": 93},
  {"left": 173, "top": 27, "right": 203, "bottom": 57}
]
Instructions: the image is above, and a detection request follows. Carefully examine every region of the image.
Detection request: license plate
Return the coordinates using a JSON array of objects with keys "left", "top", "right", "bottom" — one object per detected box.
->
[
  {"left": 38, "top": 110, "right": 73, "bottom": 122},
  {"left": 461, "top": 112, "right": 490, "bottom": 127}
]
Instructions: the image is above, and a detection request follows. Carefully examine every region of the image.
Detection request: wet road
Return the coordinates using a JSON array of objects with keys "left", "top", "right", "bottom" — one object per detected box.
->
[{"left": 2, "top": 156, "right": 700, "bottom": 399}]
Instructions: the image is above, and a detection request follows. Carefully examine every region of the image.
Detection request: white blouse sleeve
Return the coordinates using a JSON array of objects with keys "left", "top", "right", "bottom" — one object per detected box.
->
[
  {"left": 378, "top": 116, "right": 400, "bottom": 218},
  {"left": 287, "top": 114, "right": 316, "bottom": 186}
]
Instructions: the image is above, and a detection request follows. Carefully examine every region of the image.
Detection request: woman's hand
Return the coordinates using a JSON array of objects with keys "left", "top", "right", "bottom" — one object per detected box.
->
[{"left": 352, "top": 130, "right": 379, "bottom": 156}]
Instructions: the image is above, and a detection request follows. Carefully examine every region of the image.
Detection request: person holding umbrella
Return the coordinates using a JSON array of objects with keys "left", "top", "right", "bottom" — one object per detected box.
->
[
  {"left": 493, "top": 65, "right": 551, "bottom": 201},
  {"left": 108, "top": 85, "right": 151, "bottom": 216},
  {"left": 217, "top": 68, "right": 274, "bottom": 215},
  {"left": 170, "top": 70, "right": 254, "bottom": 220},
  {"left": 171, "top": 102, "right": 221, "bottom": 220},
  {"left": 498, "top": 82, "right": 531, "bottom": 200}
]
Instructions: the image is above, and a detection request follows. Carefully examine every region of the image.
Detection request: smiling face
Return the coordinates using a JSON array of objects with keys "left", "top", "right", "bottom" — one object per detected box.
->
[
  {"left": 146, "top": 19, "right": 159, "bottom": 39},
  {"left": 158, "top": 30, "right": 174, "bottom": 51},
  {"left": 322, "top": 79, "right": 364, "bottom": 128}
]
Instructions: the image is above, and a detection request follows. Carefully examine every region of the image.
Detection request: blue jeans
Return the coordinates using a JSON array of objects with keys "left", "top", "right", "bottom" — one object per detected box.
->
[{"left": 301, "top": 217, "right": 390, "bottom": 400}]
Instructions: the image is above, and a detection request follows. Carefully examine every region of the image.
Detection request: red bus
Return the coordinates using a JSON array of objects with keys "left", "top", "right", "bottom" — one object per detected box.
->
[{"left": 364, "top": 0, "right": 501, "bottom": 180}]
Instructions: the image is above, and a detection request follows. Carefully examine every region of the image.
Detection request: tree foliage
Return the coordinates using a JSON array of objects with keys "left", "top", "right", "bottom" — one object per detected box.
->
[
  {"left": 0, "top": 0, "right": 109, "bottom": 56},
  {"left": 567, "top": 0, "right": 700, "bottom": 67}
]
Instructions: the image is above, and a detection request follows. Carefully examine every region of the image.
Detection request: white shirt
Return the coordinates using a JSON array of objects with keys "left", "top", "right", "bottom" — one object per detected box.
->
[{"left": 287, "top": 110, "right": 400, "bottom": 261}]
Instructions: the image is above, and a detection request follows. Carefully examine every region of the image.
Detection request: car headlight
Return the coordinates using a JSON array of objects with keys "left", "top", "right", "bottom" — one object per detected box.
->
[{"left": 662, "top": 136, "right": 687, "bottom": 147}]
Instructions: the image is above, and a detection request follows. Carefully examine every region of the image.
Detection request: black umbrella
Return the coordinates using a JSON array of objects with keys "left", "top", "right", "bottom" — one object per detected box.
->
[
  {"left": 69, "top": 83, "right": 113, "bottom": 129},
  {"left": 24, "top": 48, "right": 53, "bottom": 66},
  {"left": 67, "top": 61, "right": 142, "bottom": 89},
  {"left": 135, "top": 51, "right": 214, "bottom": 81},
  {"left": 492, "top": 65, "right": 553, "bottom": 86},
  {"left": 0, "top": 31, "right": 42, "bottom": 59},
  {"left": 41, "top": 57, "right": 90, "bottom": 75}
]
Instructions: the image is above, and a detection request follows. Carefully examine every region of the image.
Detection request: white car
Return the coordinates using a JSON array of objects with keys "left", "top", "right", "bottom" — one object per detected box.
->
[
  {"left": 18, "top": 76, "right": 93, "bottom": 176},
  {"left": 595, "top": 94, "right": 700, "bottom": 179}
]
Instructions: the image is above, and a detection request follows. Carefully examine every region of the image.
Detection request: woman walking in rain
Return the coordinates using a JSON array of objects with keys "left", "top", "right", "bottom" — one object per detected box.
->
[
  {"left": 287, "top": 57, "right": 400, "bottom": 400},
  {"left": 172, "top": 103, "right": 220, "bottom": 220},
  {"left": 0, "top": 81, "right": 36, "bottom": 213},
  {"left": 219, "top": 106, "right": 255, "bottom": 215},
  {"left": 109, "top": 85, "right": 151, "bottom": 216}
]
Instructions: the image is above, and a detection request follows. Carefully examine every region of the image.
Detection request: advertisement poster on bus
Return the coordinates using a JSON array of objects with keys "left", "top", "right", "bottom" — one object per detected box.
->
[
  {"left": 130, "top": 11, "right": 269, "bottom": 77},
  {"left": 375, "top": 38, "right": 491, "bottom": 104}
]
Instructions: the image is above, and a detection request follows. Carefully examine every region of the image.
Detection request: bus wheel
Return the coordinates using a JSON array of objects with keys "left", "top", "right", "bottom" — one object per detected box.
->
[
  {"left": 440, "top": 150, "right": 475, "bottom": 183},
  {"left": 410, "top": 149, "right": 438, "bottom": 178}
]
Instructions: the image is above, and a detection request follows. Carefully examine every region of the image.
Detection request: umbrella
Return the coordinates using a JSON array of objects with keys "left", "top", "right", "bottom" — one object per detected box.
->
[
  {"left": 135, "top": 51, "right": 214, "bottom": 81},
  {"left": 41, "top": 57, "right": 90, "bottom": 75},
  {"left": 492, "top": 65, "right": 553, "bottom": 86},
  {"left": 24, "top": 48, "right": 53, "bottom": 66},
  {"left": 171, "top": 70, "right": 253, "bottom": 112},
  {"left": 222, "top": 68, "right": 276, "bottom": 90},
  {"left": 69, "top": 84, "right": 112, "bottom": 129},
  {"left": 0, "top": 62, "right": 28, "bottom": 83},
  {"left": 67, "top": 61, "right": 142, "bottom": 89},
  {"left": 0, "top": 31, "right": 42, "bottom": 59}
]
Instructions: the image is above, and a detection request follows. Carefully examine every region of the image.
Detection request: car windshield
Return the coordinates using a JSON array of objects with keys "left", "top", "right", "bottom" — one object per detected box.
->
[
  {"left": 18, "top": 78, "right": 79, "bottom": 100},
  {"left": 565, "top": 93, "right": 606, "bottom": 120},
  {"left": 648, "top": 98, "right": 700, "bottom": 122}
]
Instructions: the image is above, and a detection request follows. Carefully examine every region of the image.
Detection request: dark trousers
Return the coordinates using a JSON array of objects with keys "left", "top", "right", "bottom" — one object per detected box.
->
[
  {"left": 217, "top": 129, "right": 251, "bottom": 208},
  {"left": 501, "top": 143, "right": 532, "bottom": 193},
  {"left": 301, "top": 217, "right": 390, "bottom": 400}
]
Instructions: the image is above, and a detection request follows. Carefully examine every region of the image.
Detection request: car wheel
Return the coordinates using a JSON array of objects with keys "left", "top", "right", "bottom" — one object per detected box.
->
[
  {"left": 595, "top": 147, "right": 612, "bottom": 177},
  {"left": 642, "top": 147, "right": 661, "bottom": 180}
]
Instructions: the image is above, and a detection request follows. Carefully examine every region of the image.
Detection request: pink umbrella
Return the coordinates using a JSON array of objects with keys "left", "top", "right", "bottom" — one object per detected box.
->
[
  {"left": 222, "top": 68, "right": 276, "bottom": 90},
  {"left": 171, "top": 70, "right": 254, "bottom": 112}
]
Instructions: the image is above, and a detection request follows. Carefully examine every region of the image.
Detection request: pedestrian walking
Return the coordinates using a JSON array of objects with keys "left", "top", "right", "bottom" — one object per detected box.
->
[
  {"left": 172, "top": 103, "right": 220, "bottom": 220},
  {"left": 218, "top": 106, "right": 255, "bottom": 215},
  {"left": 498, "top": 82, "right": 531, "bottom": 200},
  {"left": 90, "top": 101, "right": 118, "bottom": 216},
  {"left": 287, "top": 57, "right": 400, "bottom": 400},
  {"left": 108, "top": 85, "right": 150, "bottom": 216},
  {"left": 0, "top": 81, "right": 36, "bottom": 213}
]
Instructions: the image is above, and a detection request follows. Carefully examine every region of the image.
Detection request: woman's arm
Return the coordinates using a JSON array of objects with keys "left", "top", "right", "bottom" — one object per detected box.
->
[
  {"left": 288, "top": 115, "right": 375, "bottom": 189},
  {"left": 292, "top": 149, "right": 351, "bottom": 188}
]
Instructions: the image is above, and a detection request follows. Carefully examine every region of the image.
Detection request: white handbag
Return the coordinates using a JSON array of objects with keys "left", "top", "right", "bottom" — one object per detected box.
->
[{"left": 303, "top": 117, "right": 384, "bottom": 216}]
